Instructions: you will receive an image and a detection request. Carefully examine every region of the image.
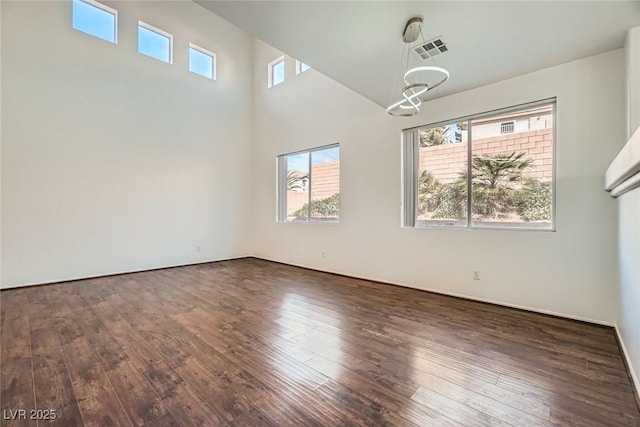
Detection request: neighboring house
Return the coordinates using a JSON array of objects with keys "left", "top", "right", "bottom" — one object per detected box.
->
[
  {"left": 468, "top": 106, "right": 553, "bottom": 139},
  {"left": 288, "top": 170, "right": 309, "bottom": 191},
  {"left": 418, "top": 106, "right": 554, "bottom": 184}
]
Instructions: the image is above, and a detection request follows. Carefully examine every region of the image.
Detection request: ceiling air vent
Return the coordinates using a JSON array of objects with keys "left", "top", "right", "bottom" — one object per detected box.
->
[{"left": 413, "top": 37, "right": 448, "bottom": 60}]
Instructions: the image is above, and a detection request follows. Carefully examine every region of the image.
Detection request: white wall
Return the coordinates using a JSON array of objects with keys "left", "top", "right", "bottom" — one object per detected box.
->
[
  {"left": 616, "top": 26, "right": 640, "bottom": 395},
  {"left": 1, "top": 1, "right": 629, "bottom": 331},
  {"left": 1, "top": 1, "right": 253, "bottom": 288},
  {"left": 627, "top": 27, "right": 640, "bottom": 138},
  {"left": 251, "top": 39, "right": 625, "bottom": 325},
  {"left": 617, "top": 190, "right": 640, "bottom": 390}
]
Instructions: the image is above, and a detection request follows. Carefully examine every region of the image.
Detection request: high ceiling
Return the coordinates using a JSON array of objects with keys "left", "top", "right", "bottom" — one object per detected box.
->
[{"left": 196, "top": 1, "right": 640, "bottom": 108}]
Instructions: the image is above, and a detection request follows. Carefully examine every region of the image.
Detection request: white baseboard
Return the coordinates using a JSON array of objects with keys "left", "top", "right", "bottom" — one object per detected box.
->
[
  {"left": 615, "top": 325, "right": 640, "bottom": 404},
  {"left": 0, "top": 255, "right": 250, "bottom": 290},
  {"left": 251, "top": 256, "right": 615, "bottom": 327}
]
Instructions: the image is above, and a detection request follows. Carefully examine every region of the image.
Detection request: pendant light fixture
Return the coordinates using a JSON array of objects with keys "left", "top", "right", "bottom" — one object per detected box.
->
[{"left": 387, "top": 17, "right": 450, "bottom": 117}]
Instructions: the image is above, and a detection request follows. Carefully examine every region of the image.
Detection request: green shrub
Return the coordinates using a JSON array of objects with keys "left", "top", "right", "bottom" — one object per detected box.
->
[
  {"left": 432, "top": 182, "right": 466, "bottom": 220},
  {"left": 418, "top": 171, "right": 442, "bottom": 214},
  {"left": 467, "top": 152, "right": 532, "bottom": 218},
  {"left": 293, "top": 193, "right": 340, "bottom": 218},
  {"left": 514, "top": 180, "right": 552, "bottom": 221}
]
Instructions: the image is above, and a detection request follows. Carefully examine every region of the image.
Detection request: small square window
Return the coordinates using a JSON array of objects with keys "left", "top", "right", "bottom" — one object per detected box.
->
[
  {"left": 138, "top": 21, "right": 172, "bottom": 64},
  {"left": 72, "top": 0, "right": 117, "bottom": 43},
  {"left": 268, "top": 56, "right": 285, "bottom": 88},
  {"left": 295, "top": 60, "right": 311, "bottom": 75},
  {"left": 189, "top": 44, "right": 216, "bottom": 80}
]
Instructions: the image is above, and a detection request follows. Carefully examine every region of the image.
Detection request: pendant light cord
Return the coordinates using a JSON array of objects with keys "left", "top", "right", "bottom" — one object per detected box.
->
[{"left": 387, "top": 42, "right": 409, "bottom": 109}]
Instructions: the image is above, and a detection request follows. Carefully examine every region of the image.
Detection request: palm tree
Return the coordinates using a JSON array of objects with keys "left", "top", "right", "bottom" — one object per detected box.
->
[
  {"left": 467, "top": 152, "right": 533, "bottom": 217},
  {"left": 418, "top": 170, "right": 441, "bottom": 214}
]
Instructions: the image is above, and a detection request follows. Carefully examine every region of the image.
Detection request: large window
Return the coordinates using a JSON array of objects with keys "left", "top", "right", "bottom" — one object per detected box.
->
[
  {"left": 277, "top": 144, "right": 340, "bottom": 223},
  {"left": 72, "top": 0, "right": 117, "bottom": 43},
  {"left": 403, "top": 100, "right": 555, "bottom": 230},
  {"left": 138, "top": 21, "right": 172, "bottom": 64}
]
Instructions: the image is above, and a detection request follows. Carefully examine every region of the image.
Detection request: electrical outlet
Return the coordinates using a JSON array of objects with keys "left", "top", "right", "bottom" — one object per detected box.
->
[
  {"left": 321, "top": 251, "right": 326, "bottom": 258},
  {"left": 196, "top": 246, "right": 201, "bottom": 252},
  {"left": 473, "top": 270, "right": 480, "bottom": 280}
]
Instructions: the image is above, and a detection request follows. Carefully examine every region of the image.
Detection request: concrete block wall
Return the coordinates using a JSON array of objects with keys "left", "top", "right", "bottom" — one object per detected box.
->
[{"left": 420, "top": 128, "right": 553, "bottom": 184}]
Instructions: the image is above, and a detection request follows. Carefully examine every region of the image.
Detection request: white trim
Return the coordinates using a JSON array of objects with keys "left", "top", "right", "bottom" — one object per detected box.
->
[
  {"left": 188, "top": 42, "right": 217, "bottom": 80},
  {"left": 406, "top": 99, "right": 556, "bottom": 232},
  {"left": 73, "top": 0, "right": 118, "bottom": 44},
  {"left": 0, "top": 256, "right": 248, "bottom": 290},
  {"left": 611, "top": 172, "right": 640, "bottom": 197},
  {"left": 295, "top": 60, "right": 310, "bottom": 75},
  {"left": 137, "top": 20, "right": 173, "bottom": 64},
  {"left": 276, "top": 156, "right": 287, "bottom": 222},
  {"left": 76, "top": 0, "right": 117, "bottom": 18},
  {"left": 252, "top": 256, "right": 615, "bottom": 326},
  {"left": 615, "top": 325, "right": 640, "bottom": 400},
  {"left": 276, "top": 143, "right": 340, "bottom": 223},
  {"left": 606, "top": 126, "right": 640, "bottom": 197},
  {"left": 267, "top": 55, "right": 285, "bottom": 88}
]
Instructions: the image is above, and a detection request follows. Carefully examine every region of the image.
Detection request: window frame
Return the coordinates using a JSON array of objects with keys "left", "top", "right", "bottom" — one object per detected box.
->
[
  {"left": 188, "top": 43, "right": 217, "bottom": 80},
  {"left": 137, "top": 20, "right": 173, "bottom": 64},
  {"left": 72, "top": 0, "right": 118, "bottom": 43},
  {"left": 276, "top": 143, "right": 340, "bottom": 224},
  {"left": 402, "top": 98, "right": 557, "bottom": 232},
  {"left": 268, "top": 56, "right": 285, "bottom": 88},
  {"left": 295, "top": 60, "right": 311, "bottom": 75}
]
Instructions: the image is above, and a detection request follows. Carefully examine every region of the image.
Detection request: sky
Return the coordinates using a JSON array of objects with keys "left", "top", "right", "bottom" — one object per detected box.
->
[
  {"left": 138, "top": 25, "right": 170, "bottom": 63},
  {"left": 287, "top": 146, "right": 339, "bottom": 172},
  {"left": 73, "top": 0, "right": 213, "bottom": 78},
  {"left": 189, "top": 48, "right": 213, "bottom": 78},
  {"left": 72, "top": 0, "right": 115, "bottom": 43},
  {"left": 273, "top": 60, "right": 285, "bottom": 85},
  {"left": 299, "top": 62, "right": 310, "bottom": 73}
]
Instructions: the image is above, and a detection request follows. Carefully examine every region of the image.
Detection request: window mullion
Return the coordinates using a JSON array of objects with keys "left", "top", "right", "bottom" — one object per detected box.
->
[
  {"left": 413, "top": 132, "right": 419, "bottom": 226},
  {"left": 405, "top": 100, "right": 554, "bottom": 231},
  {"left": 276, "top": 156, "right": 287, "bottom": 222},
  {"left": 308, "top": 151, "right": 312, "bottom": 222},
  {"left": 467, "top": 119, "right": 473, "bottom": 229}
]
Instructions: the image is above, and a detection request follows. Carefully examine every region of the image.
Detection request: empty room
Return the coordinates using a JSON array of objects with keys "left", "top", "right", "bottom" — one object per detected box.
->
[{"left": 1, "top": 0, "right": 640, "bottom": 426}]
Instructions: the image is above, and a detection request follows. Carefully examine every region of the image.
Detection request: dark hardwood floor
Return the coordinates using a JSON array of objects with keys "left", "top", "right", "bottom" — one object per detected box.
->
[{"left": 1, "top": 258, "right": 638, "bottom": 426}]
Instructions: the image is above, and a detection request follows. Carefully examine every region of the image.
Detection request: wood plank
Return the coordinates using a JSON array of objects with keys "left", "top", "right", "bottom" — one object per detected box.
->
[
  {"left": 1, "top": 291, "right": 32, "bottom": 361},
  {"left": 88, "top": 300, "right": 226, "bottom": 427},
  {"left": 226, "top": 408, "right": 277, "bottom": 427},
  {"left": 314, "top": 379, "right": 422, "bottom": 427},
  {"left": 411, "top": 375, "right": 554, "bottom": 427},
  {"left": 55, "top": 316, "right": 132, "bottom": 426},
  {"left": 1, "top": 357, "right": 37, "bottom": 427},
  {"left": 103, "top": 295, "right": 253, "bottom": 423},
  {"left": 305, "top": 354, "right": 464, "bottom": 427},
  {"left": 31, "top": 351, "right": 84, "bottom": 426},
  {"left": 410, "top": 384, "right": 509, "bottom": 427},
  {"left": 251, "top": 396, "right": 326, "bottom": 427},
  {"left": 0, "top": 258, "right": 638, "bottom": 427},
  {"left": 73, "top": 309, "right": 171, "bottom": 426},
  {"left": 141, "top": 413, "right": 180, "bottom": 427}
]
